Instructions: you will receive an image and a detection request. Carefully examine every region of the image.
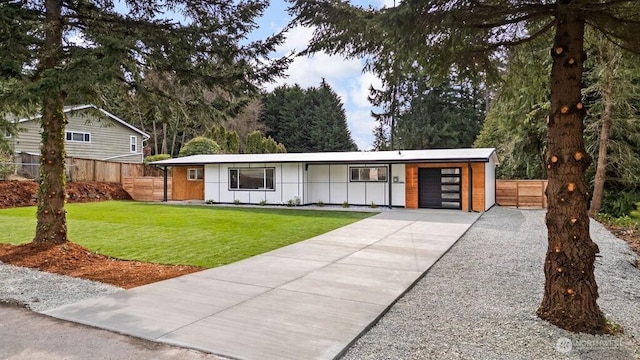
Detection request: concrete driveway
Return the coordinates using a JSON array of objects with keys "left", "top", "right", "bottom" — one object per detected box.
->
[{"left": 45, "top": 209, "right": 480, "bottom": 360}]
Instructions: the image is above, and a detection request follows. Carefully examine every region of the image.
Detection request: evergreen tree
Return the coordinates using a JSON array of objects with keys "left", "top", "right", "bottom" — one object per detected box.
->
[
  {"left": 0, "top": 0, "right": 288, "bottom": 245},
  {"left": 261, "top": 81, "right": 357, "bottom": 152},
  {"left": 290, "top": 0, "right": 640, "bottom": 333}
]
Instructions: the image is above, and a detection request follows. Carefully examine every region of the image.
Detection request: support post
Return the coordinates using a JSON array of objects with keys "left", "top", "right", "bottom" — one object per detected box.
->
[
  {"left": 388, "top": 163, "right": 393, "bottom": 209},
  {"left": 467, "top": 162, "right": 473, "bottom": 212},
  {"left": 163, "top": 166, "right": 168, "bottom": 202}
]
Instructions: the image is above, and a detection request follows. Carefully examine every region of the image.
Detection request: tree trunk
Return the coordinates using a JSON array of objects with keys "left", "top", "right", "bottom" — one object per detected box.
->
[
  {"left": 162, "top": 122, "right": 167, "bottom": 154},
  {"left": 537, "top": 9, "right": 607, "bottom": 333},
  {"left": 589, "top": 59, "right": 615, "bottom": 216},
  {"left": 152, "top": 120, "right": 159, "bottom": 154},
  {"left": 34, "top": 0, "right": 68, "bottom": 245}
]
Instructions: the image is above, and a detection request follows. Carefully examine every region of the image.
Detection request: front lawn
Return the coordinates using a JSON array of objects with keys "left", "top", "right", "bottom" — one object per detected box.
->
[{"left": 0, "top": 201, "right": 373, "bottom": 268}]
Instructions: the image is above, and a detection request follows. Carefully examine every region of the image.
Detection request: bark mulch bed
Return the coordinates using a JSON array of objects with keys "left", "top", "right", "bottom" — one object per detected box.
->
[
  {"left": 0, "top": 242, "right": 204, "bottom": 289},
  {"left": 0, "top": 180, "right": 132, "bottom": 209}
]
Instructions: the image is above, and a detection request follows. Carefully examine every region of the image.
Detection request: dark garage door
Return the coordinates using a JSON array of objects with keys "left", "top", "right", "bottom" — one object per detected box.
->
[{"left": 418, "top": 168, "right": 461, "bottom": 209}]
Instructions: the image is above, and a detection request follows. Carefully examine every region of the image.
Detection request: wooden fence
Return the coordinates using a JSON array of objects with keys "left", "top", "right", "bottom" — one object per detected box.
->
[
  {"left": 496, "top": 180, "right": 548, "bottom": 208},
  {"left": 68, "top": 158, "right": 164, "bottom": 183},
  {"left": 123, "top": 177, "right": 171, "bottom": 201},
  {"left": 14, "top": 154, "right": 164, "bottom": 183}
]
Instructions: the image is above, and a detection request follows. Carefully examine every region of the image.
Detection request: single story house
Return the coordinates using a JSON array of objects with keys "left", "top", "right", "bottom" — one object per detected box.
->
[
  {"left": 152, "top": 148, "right": 499, "bottom": 211},
  {"left": 5, "top": 104, "right": 150, "bottom": 163}
]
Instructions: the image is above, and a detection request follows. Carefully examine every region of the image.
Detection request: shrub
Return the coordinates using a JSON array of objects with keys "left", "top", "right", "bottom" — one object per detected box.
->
[
  {"left": 316, "top": 200, "right": 324, "bottom": 207},
  {"left": 342, "top": 201, "right": 350, "bottom": 208},
  {"left": 234, "top": 199, "right": 240, "bottom": 205},
  {"left": 370, "top": 201, "right": 377, "bottom": 208},
  {"left": 286, "top": 199, "right": 296, "bottom": 207},
  {"left": 0, "top": 150, "right": 15, "bottom": 180},
  {"left": 259, "top": 199, "right": 267, "bottom": 206},
  {"left": 205, "top": 199, "right": 215, "bottom": 204},
  {"left": 143, "top": 153, "right": 171, "bottom": 165},
  {"left": 178, "top": 137, "right": 221, "bottom": 157}
]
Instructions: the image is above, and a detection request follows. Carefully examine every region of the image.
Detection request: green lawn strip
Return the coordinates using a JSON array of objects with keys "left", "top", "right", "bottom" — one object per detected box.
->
[{"left": 0, "top": 201, "right": 373, "bottom": 268}]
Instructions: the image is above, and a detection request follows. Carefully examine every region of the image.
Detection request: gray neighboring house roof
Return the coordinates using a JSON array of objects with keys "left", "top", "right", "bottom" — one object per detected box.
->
[
  {"left": 151, "top": 148, "right": 499, "bottom": 166},
  {"left": 16, "top": 104, "right": 150, "bottom": 139}
]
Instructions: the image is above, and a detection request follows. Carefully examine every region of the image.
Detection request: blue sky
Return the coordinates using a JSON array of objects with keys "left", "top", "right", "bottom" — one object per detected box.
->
[{"left": 253, "top": 0, "right": 395, "bottom": 150}]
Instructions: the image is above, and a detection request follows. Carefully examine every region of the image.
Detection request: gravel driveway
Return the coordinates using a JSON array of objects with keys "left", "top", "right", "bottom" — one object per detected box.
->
[
  {"left": 1, "top": 206, "right": 638, "bottom": 359},
  {"left": 343, "top": 207, "right": 640, "bottom": 360}
]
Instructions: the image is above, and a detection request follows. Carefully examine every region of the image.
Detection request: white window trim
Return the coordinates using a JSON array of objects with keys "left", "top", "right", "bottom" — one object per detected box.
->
[
  {"left": 349, "top": 166, "right": 388, "bottom": 182},
  {"left": 65, "top": 131, "right": 91, "bottom": 143},
  {"left": 130, "top": 135, "right": 137, "bottom": 153},
  {"left": 229, "top": 168, "right": 276, "bottom": 191},
  {"left": 187, "top": 168, "right": 204, "bottom": 181}
]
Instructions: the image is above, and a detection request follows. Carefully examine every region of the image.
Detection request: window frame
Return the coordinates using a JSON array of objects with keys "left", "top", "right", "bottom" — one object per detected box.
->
[
  {"left": 187, "top": 168, "right": 204, "bottom": 181},
  {"left": 349, "top": 166, "right": 388, "bottom": 182},
  {"left": 130, "top": 135, "right": 137, "bottom": 153},
  {"left": 65, "top": 131, "right": 91, "bottom": 143},
  {"left": 228, "top": 167, "right": 276, "bottom": 191}
]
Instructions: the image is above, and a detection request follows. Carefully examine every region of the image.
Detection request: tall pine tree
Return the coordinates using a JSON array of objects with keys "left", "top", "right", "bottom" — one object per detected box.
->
[
  {"left": 290, "top": 0, "right": 640, "bottom": 333},
  {"left": 0, "top": 0, "right": 288, "bottom": 245}
]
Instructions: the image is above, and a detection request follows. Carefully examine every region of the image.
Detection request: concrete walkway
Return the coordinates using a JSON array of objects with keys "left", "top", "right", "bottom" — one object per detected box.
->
[{"left": 45, "top": 209, "right": 480, "bottom": 360}]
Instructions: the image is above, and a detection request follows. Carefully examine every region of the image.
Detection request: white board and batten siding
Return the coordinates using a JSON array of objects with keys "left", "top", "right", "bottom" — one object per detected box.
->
[
  {"left": 306, "top": 164, "right": 405, "bottom": 207},
  {"left": 204, "top": 163, "right": 305, "bottom": 205},
  {"left": 485, "top": 161, "right": 497, "bottom": 210}
]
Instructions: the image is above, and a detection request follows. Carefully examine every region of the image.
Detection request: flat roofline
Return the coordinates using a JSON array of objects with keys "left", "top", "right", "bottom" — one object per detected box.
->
[{"left": 153, "top": 158, "right": 493, "bottom": 167}]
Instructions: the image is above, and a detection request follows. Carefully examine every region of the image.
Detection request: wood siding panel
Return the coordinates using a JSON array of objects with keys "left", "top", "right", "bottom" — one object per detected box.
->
[
  {"left": 405, "top": 162, "right": 486, "bottom": 212},
  {"left": 10, "top": 108, "right": 144, "bottom": 163},
  {"left": 496, "top": 180, "right": 548, "bottom": 208},
  {"left": 172, "top": 166, "right": 204, "bottom": 200}
]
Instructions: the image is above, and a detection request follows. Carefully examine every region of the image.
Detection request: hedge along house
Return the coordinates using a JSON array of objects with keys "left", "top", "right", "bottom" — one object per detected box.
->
[{"left": 151, "top": 148, "right": 499, "bottom": 211}]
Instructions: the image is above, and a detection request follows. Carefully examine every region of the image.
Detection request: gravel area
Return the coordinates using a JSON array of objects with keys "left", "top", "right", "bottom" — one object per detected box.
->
[
  {"left": 343, "top": 207, "right": 640, "bottom": 360},
  {"left": 0, "top": 262, "right": 122, "bottom": 313}
]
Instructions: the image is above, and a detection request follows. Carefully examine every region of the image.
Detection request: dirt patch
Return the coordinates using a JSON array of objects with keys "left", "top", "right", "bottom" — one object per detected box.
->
[
  {"left": 0, "top": 180, "right": 132, "bottom": 209},
  {"left": 603, "top": 223, "right": 640, "bottom": 262},
  {"left": 0, "top": 242, "right": 204, "bottom": 289}
]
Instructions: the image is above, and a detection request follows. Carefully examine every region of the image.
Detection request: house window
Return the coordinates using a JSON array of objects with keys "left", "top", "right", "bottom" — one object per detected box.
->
[
  {"left": 130, "top": 136, "right": 137, "bottom": 153},
  {"left": 65, "top": 131, "right": 90, "bottom": 143},
  {"left": 229, "top": 168, "right": 275, "bottom": 190},
  {"left": 187, "top": 168, "right": 204, "bottom": 181},
  {"left": 3, "top": 129, "right": 11, "bottom": 138},
  {"left": 350, "top": 167, "right": 388, "bottom": 182}
]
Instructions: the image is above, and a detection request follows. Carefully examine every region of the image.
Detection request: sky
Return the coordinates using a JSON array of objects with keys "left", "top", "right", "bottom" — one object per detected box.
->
[{"left": 252, "top": 0, "right": 396, "bottom": 151}]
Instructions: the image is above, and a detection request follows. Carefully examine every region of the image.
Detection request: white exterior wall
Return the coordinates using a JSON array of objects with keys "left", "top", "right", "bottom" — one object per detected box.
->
[
  {"left": 390, "top": 163, "right": 406, "bottom": 207},
  {"left": 485, "top": 160, "right": 496, "bottom": 210},
  {"left": 204, "top": 163, "right": 305, "bottom": 205},
  {"left": 307, "top": 164, "right": 405, "bottom": 207},
  {"left": 204, "top": 162, "right": 407, "bottom": 207}
]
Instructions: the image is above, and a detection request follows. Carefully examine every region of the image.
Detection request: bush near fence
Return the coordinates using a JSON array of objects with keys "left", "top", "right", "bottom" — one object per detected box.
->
[{"left": 496, "top": 180, "right": 548, "bottom": 209}]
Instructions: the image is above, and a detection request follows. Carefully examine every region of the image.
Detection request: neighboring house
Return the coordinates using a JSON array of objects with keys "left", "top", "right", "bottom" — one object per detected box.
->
[
  {"left": 6, "top": 104, "right": 149, "bottom": 163},
  {"left": 152, "top": 148, "right": 499, "bottom": 212}
]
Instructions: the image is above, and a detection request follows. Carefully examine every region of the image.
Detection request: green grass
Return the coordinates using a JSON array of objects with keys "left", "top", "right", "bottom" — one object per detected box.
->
[{"left": 0, "top": 201, "right": 373, "bottom": 268}]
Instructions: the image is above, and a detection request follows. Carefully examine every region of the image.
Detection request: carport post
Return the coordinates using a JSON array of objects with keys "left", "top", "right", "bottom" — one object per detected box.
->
[
  {"left": 388, "top": 163, "right": 393, "bottom": 209},
  {"left": 163, "top": 166, "right": 168, "bottom": 202}
]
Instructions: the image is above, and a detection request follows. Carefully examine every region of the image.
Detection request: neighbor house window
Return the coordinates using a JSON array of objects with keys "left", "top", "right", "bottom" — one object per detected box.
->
[
  {"left": 229, "top": 168, "right": 275, "bottom": 190},
  {"left": 65, "top": 131, "right": 90, "bottom": 143},
  {"left": 188, "top": 168, "right": 204, "bottom": 181},
  {"left": 350, "top": 167, "right": 388, "bottom": 182},
  {"left": 130, "top": 136, "right": 137, "bottom": 152},
  {"left": 3, "top": 129, "right": 11, "bottom": 138}
]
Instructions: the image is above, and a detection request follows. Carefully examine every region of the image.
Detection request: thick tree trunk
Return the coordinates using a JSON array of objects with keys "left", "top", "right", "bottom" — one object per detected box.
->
[
  {"left": 34, "top": 0, "right": 68, "bottom": 245},
  {"left": 589, "top": 62, "right": 614, "bottom": 216},
  {"left": 537, "top": 9, "right": 607, "bottom": 333}
]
